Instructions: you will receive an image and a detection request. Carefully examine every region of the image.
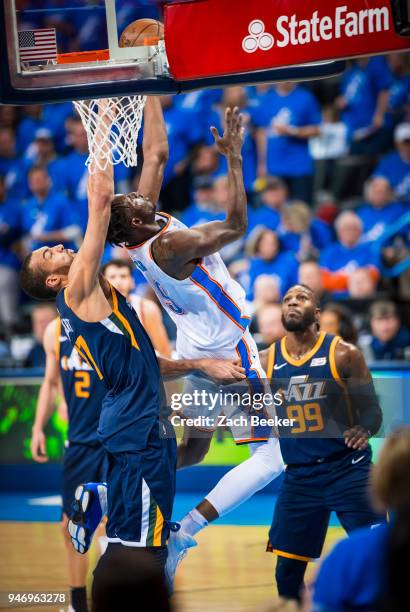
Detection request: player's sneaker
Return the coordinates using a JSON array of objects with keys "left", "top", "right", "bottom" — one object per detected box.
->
[
  {"left": 68, "top": 482, "right": 107, "bottom": 554},
  {"left": 165, "top": 524, "right": 197, "bottom": 593}
]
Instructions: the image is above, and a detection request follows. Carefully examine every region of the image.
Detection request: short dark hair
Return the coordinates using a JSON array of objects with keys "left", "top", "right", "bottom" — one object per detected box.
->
[
  {"left": 19, "top": 253, "right": 56, "bottom": 301},
  {"left": 101, "top": 259, "right": 133, "bottom": 276}
]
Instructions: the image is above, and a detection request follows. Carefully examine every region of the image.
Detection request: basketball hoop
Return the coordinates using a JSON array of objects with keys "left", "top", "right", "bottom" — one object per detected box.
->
[{"left": 73, "top": 96, "right": 146, "bottom": 173}]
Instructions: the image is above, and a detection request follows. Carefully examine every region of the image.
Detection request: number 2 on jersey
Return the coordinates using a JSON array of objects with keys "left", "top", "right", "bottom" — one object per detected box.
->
[{"left": 74, "top": 371, "right": 90, "bottom": 398}]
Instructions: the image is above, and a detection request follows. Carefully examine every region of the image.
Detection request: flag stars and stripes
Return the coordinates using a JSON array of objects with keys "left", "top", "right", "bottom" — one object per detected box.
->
[{"left": 18, "top": 29, "right": 57, "bottom": 62}]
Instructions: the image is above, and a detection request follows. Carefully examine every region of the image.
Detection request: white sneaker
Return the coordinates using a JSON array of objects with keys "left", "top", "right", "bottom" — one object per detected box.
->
[{"left": 165, "top": 527, "right": 197, "bottom": 593}]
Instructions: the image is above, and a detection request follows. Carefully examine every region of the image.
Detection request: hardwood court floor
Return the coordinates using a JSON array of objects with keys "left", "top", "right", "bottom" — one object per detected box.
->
[{"left": 0, "top": 523, "right": 344, "bottom": 612}]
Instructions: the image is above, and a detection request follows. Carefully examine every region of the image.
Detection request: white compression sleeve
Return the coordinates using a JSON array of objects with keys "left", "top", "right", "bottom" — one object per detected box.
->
[{"left": 204, "top": 437, "right": 284, "bottom": 518}]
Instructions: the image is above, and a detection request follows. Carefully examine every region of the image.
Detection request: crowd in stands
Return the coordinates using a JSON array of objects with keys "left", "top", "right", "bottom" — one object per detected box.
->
[{"left": 0, "top": 49, "right": 409, "bottom": 367}]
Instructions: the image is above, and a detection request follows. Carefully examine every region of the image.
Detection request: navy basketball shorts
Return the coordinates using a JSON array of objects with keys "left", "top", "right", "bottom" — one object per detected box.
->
[
  {"left": 268, "top": 449, "right": 385, "bottom": 561},
  {"left": 105, "top": 430, "right": 177, "bottom": 547},
  {"left": 62, "top": 442, "right": 107, "bottom": 517}
]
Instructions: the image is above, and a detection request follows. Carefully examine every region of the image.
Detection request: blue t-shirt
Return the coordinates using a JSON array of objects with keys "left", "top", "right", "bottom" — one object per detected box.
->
[
  {"left": 0, "top": 156, "right": 30, "bottom": 200},
  {"left": 373, "top": 151, "right": 410, "bottom": 202},
  {"left": 43, "top": 103, "right": 75, "bottom": 152},
  {"left": 16, "top": 117, "right": 49, "bottom": 155},
  {"left": 247, "top": 251, "right": 299, "bottom": 300},
  {"left": 313, "top": 523, "right": 389, "bottom": 611},
  {"left": 181, "top": 204, "right": 225, "bottom": 228},
  {"left": 252, "top": 86, "right": 321, "bottom": 176},
  {"left": 320, "top": 241, "right": 380, "bottom": 275},
  {"left": 247, "top": 206, "right": 280, "bottom": 234},
  {"left": 357, "top": 201, "right": 408, "bottom": 242},
  {"left": 340, "top": 57, "right": 393, "bottom": 137},
  {"left": 22, "top": 190, "right": 78, "bottom": 250},
  {"left": 279, "top": 218, "right": 333, "bottom": 253},
  {"left": 163, "top": 105, "right": 203, "bottom": 185},
  {"left": 388, "top": 74, "right": 410, "bottom": 114},
  {"left": 371, "top": 326, "right": 410, "bottom": 360},
  {"left": 0, "top": 198, "right": 22, "bottom": 270}
]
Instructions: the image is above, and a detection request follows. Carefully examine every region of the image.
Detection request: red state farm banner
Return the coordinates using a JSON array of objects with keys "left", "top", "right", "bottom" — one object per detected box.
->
[{"left": 164, "top": 0, "right": 410, "bottom": 80}]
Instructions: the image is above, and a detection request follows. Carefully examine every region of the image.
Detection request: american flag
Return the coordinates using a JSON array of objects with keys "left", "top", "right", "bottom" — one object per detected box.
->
[{"left": 18, "top": 29, "right": 57, "bottom": 62}]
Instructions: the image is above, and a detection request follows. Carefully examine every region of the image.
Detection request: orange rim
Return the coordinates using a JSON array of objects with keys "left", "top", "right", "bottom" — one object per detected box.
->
[{"left": 57, "top": 49, "right": 109, "bottom": 64}]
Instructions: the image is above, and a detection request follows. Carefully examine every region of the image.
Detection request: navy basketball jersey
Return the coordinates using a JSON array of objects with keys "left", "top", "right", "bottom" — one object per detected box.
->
[
  {"left": 267, "top": 331, "right": 354, "bottom": 465},
  {"left": 56, "top": 283, "right": 163, "bottom": 453},
  {"left": 56, "top": 318, "right": 106, "bottom": 445}
]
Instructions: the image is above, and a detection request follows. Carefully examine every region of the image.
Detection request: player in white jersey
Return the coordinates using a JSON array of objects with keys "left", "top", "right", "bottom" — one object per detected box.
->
[{"left": 106, "top": 106, "right": 284, "bottom": 586}]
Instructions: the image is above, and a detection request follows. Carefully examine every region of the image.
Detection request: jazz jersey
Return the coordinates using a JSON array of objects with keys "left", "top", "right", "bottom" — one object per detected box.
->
[
  {"left": 267, "top": 332, "right": 355, "bottom": 465},
  {"left": 57, "top": 318, "right": 106, "bottom": 446},
  {"left": 126, "top": 213, "right": 251, "bottom": 359},
  {"left": 56, "top": 283, "right": 163, "bottom": 453}
]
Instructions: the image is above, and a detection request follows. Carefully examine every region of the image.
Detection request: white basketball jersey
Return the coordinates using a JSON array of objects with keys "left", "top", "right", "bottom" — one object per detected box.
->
[{"left": 126, "top": 213, "right": 251, "bottom": 359}]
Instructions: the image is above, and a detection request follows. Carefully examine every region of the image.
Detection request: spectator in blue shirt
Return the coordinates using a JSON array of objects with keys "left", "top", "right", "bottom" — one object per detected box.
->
[
  {"left": 253, "top": 82, "right": 321, "bottom": 204},
  {"left": 373, "top": 122, "right": 410, "bottom": 202},
  {"left": 245, "top": 227, "right": 298, "bottom": 300},
  {"left": 360, "top": 301, "right": 410, "bottom": 361},
  {"left": 248, "top": 177, "right": 289, "bottom": 234},
  {"left": 320, "top": 211, "right": 380, "bottom": 296},
  {"left": 312, "top": 427, "right": 410, "bottom": 612},
  {"left": 0, "top": 175, "right": 22, "bottom": 327},
  {"left": 181, "top": 176, "right": 224, "bottom": 228},
  {"left": 386, "top": 52, "right": 410, "bottom": 125},
  {"left": 16, "top": 105, "right": 49, "bottom": 155},
  {"left": 0, "top": 127, "right": 29, "bottom": 199},
  {"left": 279, "top": 201, "right": 333, "bottom": 260},
  {"left": 22, "top": 166, "right": 82, "bottom": 252},
  {"left": 336, "top": 56, "right": 393, "bottom": 155},
  {"left": 357, "top": 177, "right": 407, "bottom": 243},
  {"left": 24, "top": 128, "right": 60, "bottom": 178}
]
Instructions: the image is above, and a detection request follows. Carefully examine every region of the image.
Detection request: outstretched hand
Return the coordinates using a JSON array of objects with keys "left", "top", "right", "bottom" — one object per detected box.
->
[{"left": 210, "top": 107, "right": 244, "bottom": 158}]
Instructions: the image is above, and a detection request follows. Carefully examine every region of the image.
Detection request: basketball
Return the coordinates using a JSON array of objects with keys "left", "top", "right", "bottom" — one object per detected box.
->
[{"left": 119, "top": 18, "right": 164, "bottom": 48}]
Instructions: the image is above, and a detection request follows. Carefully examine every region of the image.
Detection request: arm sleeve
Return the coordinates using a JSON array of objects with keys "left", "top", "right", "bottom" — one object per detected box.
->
[{"left": 349, "top": 381, "right": 383, "bottom": 436}]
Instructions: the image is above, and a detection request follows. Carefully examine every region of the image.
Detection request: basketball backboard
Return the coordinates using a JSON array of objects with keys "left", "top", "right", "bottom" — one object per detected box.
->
[{"left": 0, "top": 0, "right": 407, "bottom": 105}]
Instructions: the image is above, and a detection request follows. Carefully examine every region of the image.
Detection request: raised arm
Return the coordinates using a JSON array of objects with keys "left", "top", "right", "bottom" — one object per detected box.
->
[
  {"left": 31, "top": 318, "right": 60, "bottom": 462},
  {"left": 66, "top": 102, "right": 114, "bottom": 310},
  {"left": 335, "top": 340, "right": 383, "bottom": 450},
  {"left": 153, "top": 107, "right": 246, "bottom": 277},
  {"left": 138, "top": 97, "right": 169, "bottom": 205}
]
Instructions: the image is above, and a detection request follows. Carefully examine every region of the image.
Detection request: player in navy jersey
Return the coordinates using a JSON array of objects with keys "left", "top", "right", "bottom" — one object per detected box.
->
[
  {"left": 31, "top": 316, "right": 107, "bottom": 612},
  {"left": 21, "top": 98, "right": 245, "bottom": 594},
  {"left": 259, "top": 284, "right": 384, "bottom": 603}
]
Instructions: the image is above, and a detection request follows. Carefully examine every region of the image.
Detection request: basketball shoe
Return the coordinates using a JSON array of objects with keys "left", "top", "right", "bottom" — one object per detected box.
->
[
  {"left": 165, "top": 524, "right": 197, "bottom": 592},
  {"left": 68, "top": 482, "right": 107, "bottom": 554}
]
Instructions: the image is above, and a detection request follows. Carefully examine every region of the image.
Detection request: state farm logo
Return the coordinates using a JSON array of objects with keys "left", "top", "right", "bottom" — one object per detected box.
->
[
  {"left": 242, "top": 6, "right": 389, "bottom": 52},
  {"left": 242, "top": 20, "right": 274, "bottom": 53}
]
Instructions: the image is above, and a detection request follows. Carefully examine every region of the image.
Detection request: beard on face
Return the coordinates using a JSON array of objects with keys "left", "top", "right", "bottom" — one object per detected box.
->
[{"left": 281, "top": 309, "right": 316, "bottom": 332}]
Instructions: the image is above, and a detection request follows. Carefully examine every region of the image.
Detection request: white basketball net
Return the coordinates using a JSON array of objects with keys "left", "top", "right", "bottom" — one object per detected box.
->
[{"left": 73, "top": 96, "right": 146, "bottom": 173}]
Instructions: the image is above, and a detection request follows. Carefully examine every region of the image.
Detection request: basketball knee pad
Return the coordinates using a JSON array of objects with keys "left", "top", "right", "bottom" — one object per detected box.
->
[{"left": 275, "top": 555, "right": 307, "bottom": 601}]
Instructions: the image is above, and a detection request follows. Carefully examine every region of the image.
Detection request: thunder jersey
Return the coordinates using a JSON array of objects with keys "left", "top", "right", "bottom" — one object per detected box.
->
[
  {"left": 267, "top": 332, "right": 355, "bottom": 465},
  {"left": 126, "top": 213, "right": 251, "bottom": 359},
  {"left": 56, "top": 318, "right": 106, "bottom": 445},
  {"left": 56, "top": 283, "right": 163, "bottom": 453}
]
